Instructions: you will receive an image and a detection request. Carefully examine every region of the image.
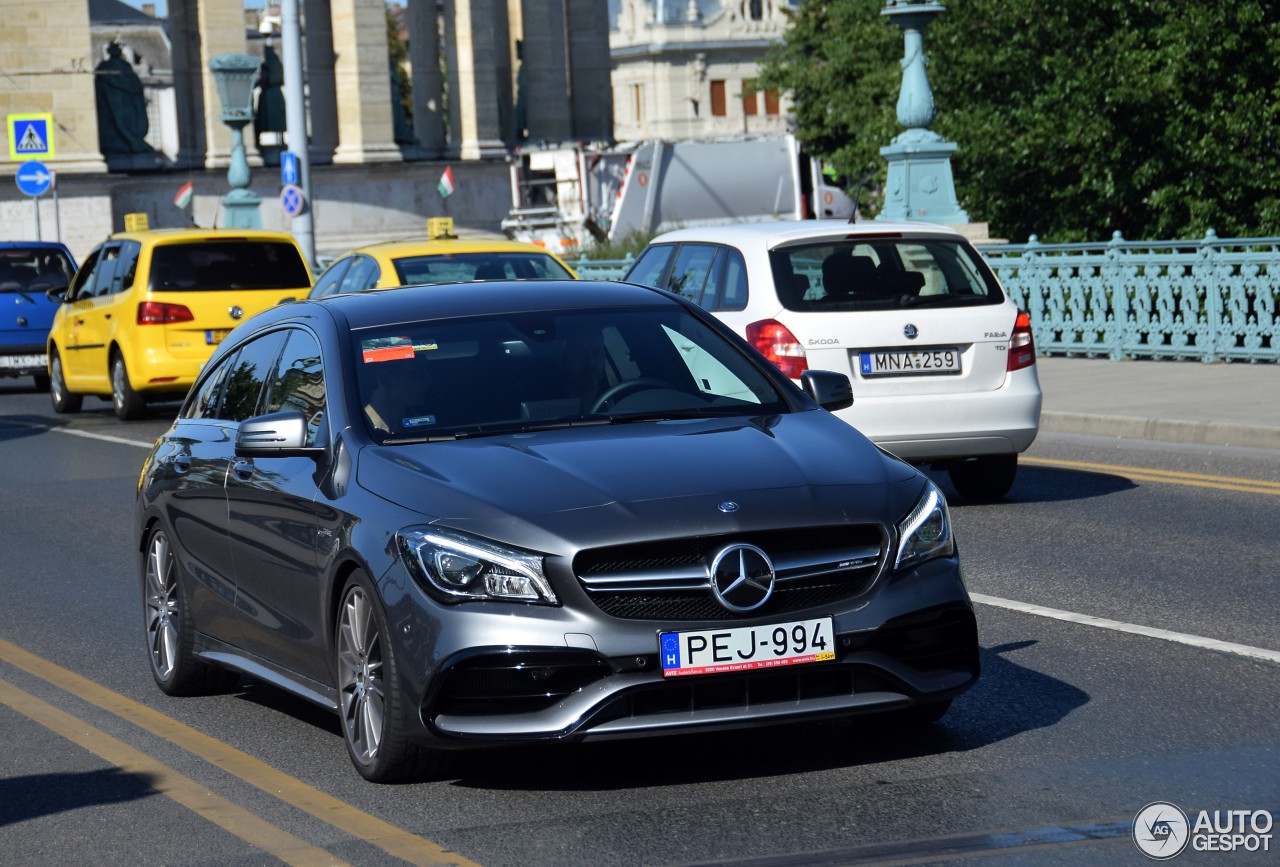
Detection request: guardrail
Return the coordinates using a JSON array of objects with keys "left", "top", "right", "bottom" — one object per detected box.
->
[
  {"left": 982, "top": 231, "right": 1279, "bottom": 363},
  {"left": 568, "top": 256, "right": 634, "bottom": 281}
]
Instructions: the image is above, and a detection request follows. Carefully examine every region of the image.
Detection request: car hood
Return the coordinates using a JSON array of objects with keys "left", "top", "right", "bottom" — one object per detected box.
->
[{"left": 355, "top": 412, "right": 921, "bottom": 550}]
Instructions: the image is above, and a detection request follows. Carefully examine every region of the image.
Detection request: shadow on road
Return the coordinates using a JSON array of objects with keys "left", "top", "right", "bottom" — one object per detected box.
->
[
  {"left": 0, "top": 768, "right": 159, "bottom": 826},
  {"left": 930, "top": 464, "right": 1136, "bottom": 506},
  {"left": 446, "top": 639, "right": 1088, "bottom": 791}
]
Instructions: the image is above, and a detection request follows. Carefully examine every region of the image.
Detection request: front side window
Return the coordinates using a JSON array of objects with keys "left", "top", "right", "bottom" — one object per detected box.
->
[
  {"left": 354, "top": 306, "right": 788, "bottom": 442},
  {"left": 667, "top": 245, "right": 718, "bottom": 306},
  {"left": 311, "top": 258, "right": 353, "bottom": 298},
  {"left": 624, "top": 245, "right": 674, "bottom": 289},
  {"left": 220, "top": 331, "right": 289, "bottom": 423},
  {"left": 770, "top": 238, "right": 1004, "bottom": 312},
  {"left": 72, "top": 244, "right": 120, "bottom": 299},
  {"left": 263, "top": 329, "right": 327, "bottom": 447}
]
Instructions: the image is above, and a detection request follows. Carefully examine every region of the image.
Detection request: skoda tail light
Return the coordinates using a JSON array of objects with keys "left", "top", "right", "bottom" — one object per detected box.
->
[
  {"left": 747, "top": 319, "right": 808, "bottom": 379},
  {"left": 137, "top": 301, "right": 195, "bottom": 325},
  {"left": 1007, "top": 310, "right": 1036, "bottom": 372}
]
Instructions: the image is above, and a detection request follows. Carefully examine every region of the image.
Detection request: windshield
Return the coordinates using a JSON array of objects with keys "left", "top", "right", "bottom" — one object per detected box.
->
[
  {"left": 770, "top": 238, "right": 1003, "bottom": 312},
  {"left": 150, "top": 241, "right": 310, "bottom": 291},
  {"left": 354, "top": 306, "right": 789, "bottom": 441},
  {"left": 393, "top": 252, "right": 574, "bottom": 285},
  {"left": 0, "top": 247, "right": 75, "bottom": 291}
]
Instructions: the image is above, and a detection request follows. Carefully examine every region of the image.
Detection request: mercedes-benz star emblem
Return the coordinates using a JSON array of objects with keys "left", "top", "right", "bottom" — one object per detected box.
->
[
  {"left": 709, "top": 544, "right": 775, "bottom": 613},
  {"left": 717, "top": 501, "right": 740, "bottom": 513},
  {"left": 229, "top": 305, "right": 244, "bottom": 320},
  {"left": 903, "top": 323, "right": 919, "bottom": 339}
]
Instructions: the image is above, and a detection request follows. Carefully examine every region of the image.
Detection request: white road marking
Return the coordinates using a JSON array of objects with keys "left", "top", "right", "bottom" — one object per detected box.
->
[
  {"left": 971, "top": 592, "right": 1280, "bottom": 664},
  {"left": 55, "top": 427, "right": 153, "bottom": 449}
]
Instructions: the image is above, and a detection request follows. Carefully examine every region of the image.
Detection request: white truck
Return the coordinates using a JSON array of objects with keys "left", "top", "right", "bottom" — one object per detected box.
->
[{"left": 501, "top": 135, "right": 856, "bottom": 254}]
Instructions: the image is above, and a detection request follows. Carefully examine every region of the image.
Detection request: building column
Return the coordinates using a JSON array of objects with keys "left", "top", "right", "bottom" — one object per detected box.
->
[
  {"left": 170, "top": 0, "right": 250, "bottom": 170},
  {"left": 408, "top": 0, "right": 446, "bottom": 157},
  {"left": 303, "top": 0, "right": 339, "bottom": 165},
  {"left": 0, "top": 0, "right": 107, "bottom": 172},
  {"left": 330, "top": 0, "right": 401, "bottom": 164},
  {"left": 450, "top": 0, "right": 513, "bottom": 159}
]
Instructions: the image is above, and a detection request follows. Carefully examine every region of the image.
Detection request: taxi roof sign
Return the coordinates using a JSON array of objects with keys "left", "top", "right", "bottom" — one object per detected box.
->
[
  {"left": 427, "top": 217, "right": 456, "bottom": 240},
  {"left": 7, "top": 113, "right": 55, "bottom": 161},
  {"left": 123, "top": 212, "right": 150, "bottom": 232}
]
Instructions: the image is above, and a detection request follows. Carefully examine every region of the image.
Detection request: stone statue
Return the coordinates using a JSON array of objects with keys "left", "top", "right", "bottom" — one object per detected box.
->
[{"left": 95, "top": 41, "right": 152, "bottom": 156}]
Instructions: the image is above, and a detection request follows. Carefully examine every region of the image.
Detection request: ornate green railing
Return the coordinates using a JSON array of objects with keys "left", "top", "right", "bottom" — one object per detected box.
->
[
  {"left": 569, "top": 255, "right": 634, "bottom": 281},
  {"left": 982, "top": 231, "right": 1279, "bottom": 363}
]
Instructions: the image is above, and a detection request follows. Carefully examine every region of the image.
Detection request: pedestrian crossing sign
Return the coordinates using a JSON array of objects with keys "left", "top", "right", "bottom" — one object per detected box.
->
[{"left": 8, "top": 113, "right": 55, "bottom": 161}]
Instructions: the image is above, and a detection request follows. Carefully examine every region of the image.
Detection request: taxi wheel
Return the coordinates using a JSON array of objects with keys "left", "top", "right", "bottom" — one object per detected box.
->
[
  {"left": 142, "top": 525, "right": 237, "bottom": 696},
  {"left": 336, "top": 571, "right": 448, "bottom": 783},
  {"left": 49, "top": 350, "right": 82, "bottom": 413},
  {"left": 111, "top": 353, "right": 147, "bottom": 421}
]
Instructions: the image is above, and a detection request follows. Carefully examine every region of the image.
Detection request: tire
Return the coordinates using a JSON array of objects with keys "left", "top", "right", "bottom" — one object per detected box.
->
[
  {"left": 948, "top": 454, "right": 1018, "bottom": 500},
  {"left": 48, "top": 350, "right": 82, "bottom": 413},
  {"left": 142, "top": 525, "right": 237, "bottom": 696},
  {"left": 111, "top": 352, "right": 147, "bottom": 420},
  {"left": 32, "top": 372, "right": 50, "bottom": 392},
  {"left": 336, "top": 571, "right": 447, "bottom": 783}
]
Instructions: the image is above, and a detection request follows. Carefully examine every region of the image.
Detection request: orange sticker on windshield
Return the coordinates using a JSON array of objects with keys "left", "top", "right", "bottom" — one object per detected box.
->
[{"left": 363, "top": 344, "right": 416, "bottom": 363}]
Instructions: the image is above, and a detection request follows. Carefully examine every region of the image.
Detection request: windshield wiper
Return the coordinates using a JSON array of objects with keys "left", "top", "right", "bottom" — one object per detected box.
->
[
  {"left": 381, "top": 416, "right": 612, "bottom": 444},
  {"left": 0, "top": 286, "right": 39, "bottom": 303},
  {"left": 900, "top": 293, "right": 993, "bottom": 308}
]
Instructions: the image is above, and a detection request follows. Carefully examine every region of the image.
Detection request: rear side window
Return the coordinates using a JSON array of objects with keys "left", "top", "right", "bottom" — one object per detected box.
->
[
  {"left": 770, "top": 238, "right": 1003, "bottom": 312},
  {"left": 623, "top": 245, "right": 675, "bottom": 288},
  {"left": 150, "top": 241, "right": 310, "bottom": 291}
]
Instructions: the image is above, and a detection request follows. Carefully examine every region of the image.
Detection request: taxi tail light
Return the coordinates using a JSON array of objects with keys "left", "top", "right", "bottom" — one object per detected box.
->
[
  {"left": 1007, "top": 310, "right": 1036, "bottom": 372},
  {"left": 746, "top": 319, "right": 809, "bottom": 379},
  {"left": 137, "top": 301, "right": 195, "bottom": 325}
]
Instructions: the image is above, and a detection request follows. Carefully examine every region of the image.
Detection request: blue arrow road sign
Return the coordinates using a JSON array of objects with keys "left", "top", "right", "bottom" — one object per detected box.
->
[
  {"left": 281, "top": 151, "right": 299, "bottom": 186},
  {"left": 280, "top": 183, "right": 306, "bottom": 218},
  {"left": 15, "top": 160, "right": 52, "bottom": 197}
]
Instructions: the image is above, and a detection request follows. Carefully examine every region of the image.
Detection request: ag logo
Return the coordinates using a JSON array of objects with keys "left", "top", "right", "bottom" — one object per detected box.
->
[{"left": 1133, "top": 802, "right": 1190, "bottom": 860}]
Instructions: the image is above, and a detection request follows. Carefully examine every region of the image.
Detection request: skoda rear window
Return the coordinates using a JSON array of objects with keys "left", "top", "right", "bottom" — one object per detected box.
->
[
  {"left": 770, "top": 238, "right": 1003, "bottom": 312},
  {"left": 150, "top": 241, "right": 310, "bottom": 291}
]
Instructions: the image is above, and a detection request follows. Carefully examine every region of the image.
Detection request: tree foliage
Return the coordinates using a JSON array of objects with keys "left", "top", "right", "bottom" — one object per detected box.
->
[{"left": 761, "top": 0, "right": 1280, "bottom": 242}]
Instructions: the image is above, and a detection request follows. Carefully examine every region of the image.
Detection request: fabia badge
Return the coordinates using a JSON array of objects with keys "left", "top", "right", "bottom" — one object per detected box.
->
[
  {"left": 1133, "top": 802, "right": 1190, "bottom": 860},
  {"left": 709, "top": 544, "right": 775, "bottom": 612}
]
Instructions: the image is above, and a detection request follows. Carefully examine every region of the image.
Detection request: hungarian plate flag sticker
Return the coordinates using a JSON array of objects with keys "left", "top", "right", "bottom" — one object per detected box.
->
[
  {"left": 437, "top": 166, "right": 455, "bottom": 198},
  {"left": 173, "top": 181, "right": 194, "bottom": 209}
]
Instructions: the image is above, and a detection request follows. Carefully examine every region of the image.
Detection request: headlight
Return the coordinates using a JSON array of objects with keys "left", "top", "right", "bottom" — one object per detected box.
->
[
  {"left": 894, "top": 480, "right": 955, "bottom": 571},
  {"left": 398, "top": 527, "right": 557, "bottom": 604}
]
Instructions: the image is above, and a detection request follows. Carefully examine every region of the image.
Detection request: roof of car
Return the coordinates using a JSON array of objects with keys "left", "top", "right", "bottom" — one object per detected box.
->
[
  {"left": 350, "top": 237, "right": 568, "bottom": 258},
  {"left": 0, "top": 241, "right": 75, "bottom": 252},
  {"left": 650, "top": 219, "right": 968, "bottom": 247},
  {"left": 105, "top": 228, "right": 303, "bottom": 246},
  {"left": 268, "top": 279, "right": 671, "bottom": 332}
]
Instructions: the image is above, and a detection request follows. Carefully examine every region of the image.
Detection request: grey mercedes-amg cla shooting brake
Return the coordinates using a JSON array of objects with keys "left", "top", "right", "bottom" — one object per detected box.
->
[{"left": 135, "top": 279, "right": 979, "bottom": 782}]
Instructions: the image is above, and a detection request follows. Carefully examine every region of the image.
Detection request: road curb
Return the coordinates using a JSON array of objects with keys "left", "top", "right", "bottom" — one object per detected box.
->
[{"left": 1040, "top": 411, "right": 1280, "bottom": 451}]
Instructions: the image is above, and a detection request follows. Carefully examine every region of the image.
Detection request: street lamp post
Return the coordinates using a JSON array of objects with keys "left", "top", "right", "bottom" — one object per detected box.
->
[
  {"left": 876, "top": 0, "right": 969, "bottom": 226},
  {"left": 209, "top": 53, "right": 263, "bottom": 229}
]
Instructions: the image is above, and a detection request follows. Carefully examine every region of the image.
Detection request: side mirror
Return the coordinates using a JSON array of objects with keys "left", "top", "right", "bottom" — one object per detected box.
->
[
  {"left": 42, "top": 282, "right": 70, "bottom": 302},
  {"left": 801, "top": 369, "right": 853, "bottom": 412},
  {"left": 235, "top": 410, "right": 326, "bottom": 459}
]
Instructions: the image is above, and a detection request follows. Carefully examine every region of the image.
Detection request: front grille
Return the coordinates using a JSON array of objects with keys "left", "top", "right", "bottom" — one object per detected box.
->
[{"left": 575, "top": 525, "right": 885, "bottom": 621}]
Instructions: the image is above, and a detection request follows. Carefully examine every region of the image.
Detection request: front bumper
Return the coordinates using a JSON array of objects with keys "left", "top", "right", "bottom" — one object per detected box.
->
[{"left": 383, "top": 556, "right": 978, "bottom": 748}]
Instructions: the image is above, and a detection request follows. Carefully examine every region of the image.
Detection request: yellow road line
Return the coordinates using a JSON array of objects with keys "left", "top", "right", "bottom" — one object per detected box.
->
[
  {"left": 0, "top": 677, "right": 349, "bottom": 867},
  {"left": 1021, "top": 456, "right": 1280, "bottom": 496},
  {"left": 0, "top": 639, "right": 481, "bottom": 867}
]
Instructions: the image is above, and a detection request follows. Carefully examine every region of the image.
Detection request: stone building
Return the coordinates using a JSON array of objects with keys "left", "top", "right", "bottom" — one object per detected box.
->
[{"left": 609, "top": 0, "right": 799, "bottom": 142}]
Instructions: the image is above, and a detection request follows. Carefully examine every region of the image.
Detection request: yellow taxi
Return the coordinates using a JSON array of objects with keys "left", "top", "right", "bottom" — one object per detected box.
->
[
  {"left": 308, "top": 218, "right": 577, "bottom": 299},
  {"left": 47, "top": 219, "right": 312, "bottom": 420}
]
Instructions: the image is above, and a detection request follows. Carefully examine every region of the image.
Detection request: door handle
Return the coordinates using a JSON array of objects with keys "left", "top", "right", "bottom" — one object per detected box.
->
[
  {"left": 104, "top": 313, "right": 112, "bottom": 320},
  {"left": 231, "top": 458, "right": 255, "bottom": 480}
]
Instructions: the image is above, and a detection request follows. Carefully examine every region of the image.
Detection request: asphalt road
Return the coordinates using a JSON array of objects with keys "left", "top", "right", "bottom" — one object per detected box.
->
[{"left": 1, "top": 380, "right": 1277, "bottom": 866}]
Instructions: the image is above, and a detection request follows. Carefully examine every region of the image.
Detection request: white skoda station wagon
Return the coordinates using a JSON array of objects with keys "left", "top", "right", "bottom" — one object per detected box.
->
[{"left": 624, "top": 221, "right": 1042, "bottom": 499}]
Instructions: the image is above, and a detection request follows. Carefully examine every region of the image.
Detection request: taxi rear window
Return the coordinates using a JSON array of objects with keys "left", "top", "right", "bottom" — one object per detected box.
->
[{"left": 150, "top": 241, "right": 310, "bottom": 291}]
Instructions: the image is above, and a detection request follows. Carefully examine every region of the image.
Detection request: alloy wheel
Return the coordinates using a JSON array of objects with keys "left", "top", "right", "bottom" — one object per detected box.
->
[
  {"left": 144, "top": 530, "right": 180, "bottom": 680},
  {"left": 337, "top": 586, "right": 386, "bottom": 763}
]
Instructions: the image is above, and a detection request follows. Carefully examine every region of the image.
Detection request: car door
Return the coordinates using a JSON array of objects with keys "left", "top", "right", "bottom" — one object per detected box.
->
[
  {"left": 58, "top": 243, "right": 120, "bottom": 388},
  {"left": 224, "top": 328, "right": 332, "bottom": 685}
]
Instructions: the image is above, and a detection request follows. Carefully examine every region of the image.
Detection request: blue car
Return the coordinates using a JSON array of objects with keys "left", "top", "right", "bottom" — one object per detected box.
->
[{"left": 0, "top": 241, "right": 77, "bottom": 390}]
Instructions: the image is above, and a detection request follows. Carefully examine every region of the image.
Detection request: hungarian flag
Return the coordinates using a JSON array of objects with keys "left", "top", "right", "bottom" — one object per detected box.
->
[
  {"left": 173, "top": 181, "right": 194, "bottom": 209},
  {"left": 437, "top": 166, "right": 455, "bottom": 199}
]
